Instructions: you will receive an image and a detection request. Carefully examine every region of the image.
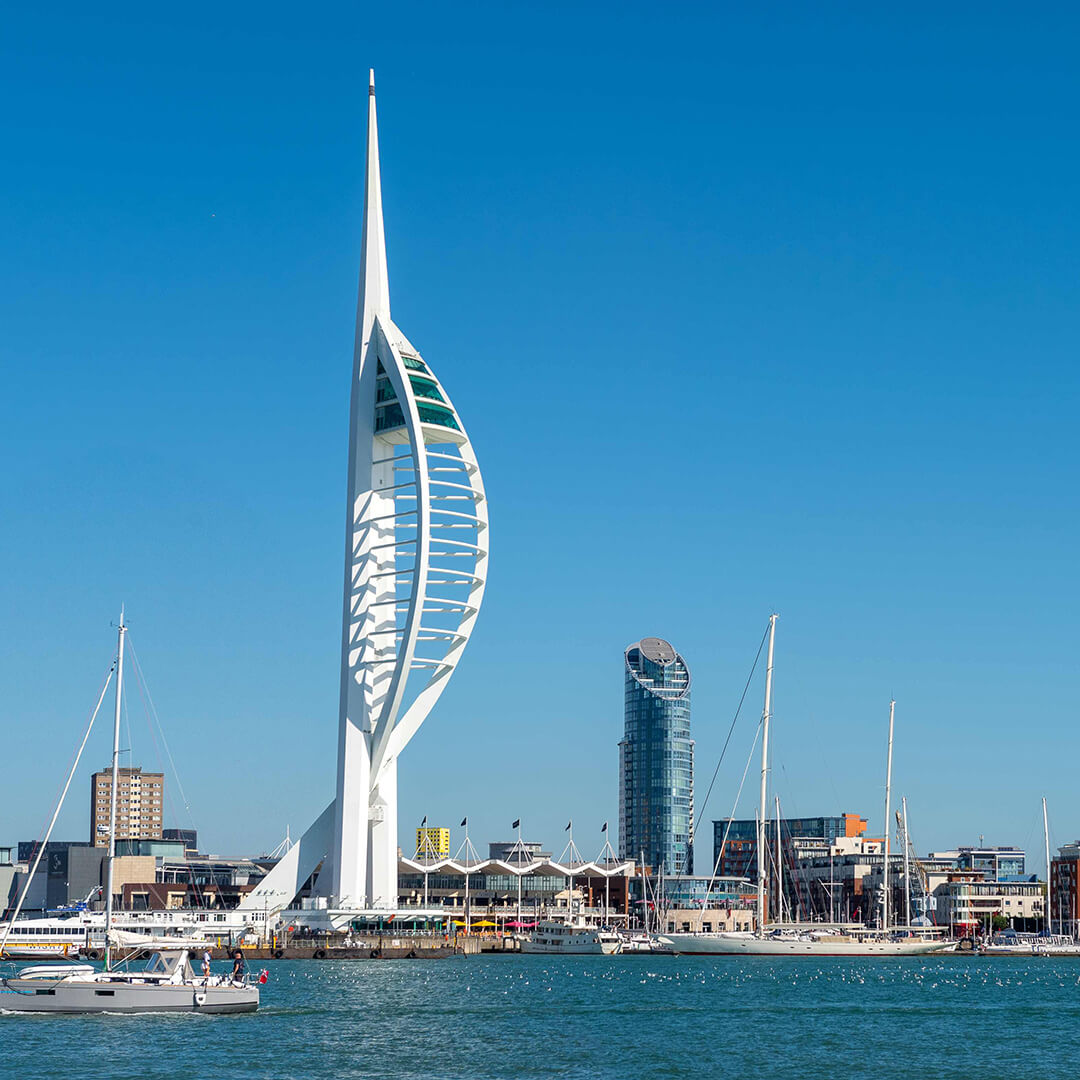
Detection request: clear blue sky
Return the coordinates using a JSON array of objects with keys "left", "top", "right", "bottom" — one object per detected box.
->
[{"left": 2, "top": 3, "right": 1078, "bottom": 872}]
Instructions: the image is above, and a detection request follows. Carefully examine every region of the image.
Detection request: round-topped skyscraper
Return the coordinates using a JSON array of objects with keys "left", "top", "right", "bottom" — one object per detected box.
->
[{"left": 619, "top": 638, "right": 694, "bottom": 876}]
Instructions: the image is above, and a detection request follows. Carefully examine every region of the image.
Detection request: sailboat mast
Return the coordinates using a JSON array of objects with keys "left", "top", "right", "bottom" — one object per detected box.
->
[
  {"left": 756, "top": 614, "right": 777, "bottom": 932},
  {"left": 902, "top": 796, "right": 911, "bottom": 927},
  {"left": 1043, "top": 796, "right": 1052, "bottom": 936},
  {"left": 775, "top": 796, "right": 783, "bottom": 925},
  {"left": 882, "top": 699, "right": 894, "bottom": 933},
  {"left": 103, "top": 608, "right": 126, "bottom": 971}
]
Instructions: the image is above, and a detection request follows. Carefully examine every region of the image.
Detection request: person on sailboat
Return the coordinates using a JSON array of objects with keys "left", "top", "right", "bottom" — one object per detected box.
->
[
  {"left": 231, "top": 949, "right": 245, "bottom": 984},
  {"left": 202, "top": 948, "right": 212, "bottom": 980}
]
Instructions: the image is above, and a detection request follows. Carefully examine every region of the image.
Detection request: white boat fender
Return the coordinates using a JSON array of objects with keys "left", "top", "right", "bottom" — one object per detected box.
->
[{"left": 194, "top": 992, "right": 208, "bottom": 1007}]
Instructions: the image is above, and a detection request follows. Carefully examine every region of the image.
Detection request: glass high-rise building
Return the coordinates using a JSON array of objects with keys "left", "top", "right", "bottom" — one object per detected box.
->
[{"left": 619, "top": 637, "right": 694, "bottom": 875}]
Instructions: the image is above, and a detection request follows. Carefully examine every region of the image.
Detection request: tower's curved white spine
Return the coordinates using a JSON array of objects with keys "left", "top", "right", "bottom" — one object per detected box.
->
[
  {"left": 241, "top": 70, "right": 487, "bottom": 915},
  {"left": 330, "top": 70, "right": 488, "bottom": 908}
]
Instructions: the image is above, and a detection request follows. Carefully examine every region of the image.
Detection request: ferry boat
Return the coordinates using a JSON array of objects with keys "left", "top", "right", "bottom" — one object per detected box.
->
[
  {"left": 520, "top": 919, "right": 622, "bottom": 955},
  {"left": 0, "top": 910, "right": 251, "bottom": 960}
]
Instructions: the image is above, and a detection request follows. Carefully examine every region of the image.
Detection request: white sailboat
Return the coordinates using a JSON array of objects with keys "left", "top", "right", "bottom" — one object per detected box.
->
[
  {"left": 662, "top": 616, "right": 954, "bottom": 957},
  {"left": 0, "top": 612, "right": 261, "bottom": 1013}
]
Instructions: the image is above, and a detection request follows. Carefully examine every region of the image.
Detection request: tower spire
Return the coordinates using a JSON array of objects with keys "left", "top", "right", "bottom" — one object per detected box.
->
[{"left": 358, "top": 68, "right": 390, "bottom": 338}]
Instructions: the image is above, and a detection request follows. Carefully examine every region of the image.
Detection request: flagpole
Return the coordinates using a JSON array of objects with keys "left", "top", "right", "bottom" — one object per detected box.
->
[
  {"left": 567, "top": 820, "right": 574, "bottom": 918},
  {"left": 602, "top": 823, "right": 610, "bottom": 925},
  {"left": 516, "top": 819, "right": 522, "bottom": 928},
  {"left": 463, "top": 817, "right": 470, "bottom": 936},
  {"left": 418, "top": 817, "right": 430, "bottom": 912}
]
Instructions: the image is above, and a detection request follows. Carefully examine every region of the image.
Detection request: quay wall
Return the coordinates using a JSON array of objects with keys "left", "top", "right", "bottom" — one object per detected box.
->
[{"left": 235, "top": 935, "right": 481, "bottom": 960}]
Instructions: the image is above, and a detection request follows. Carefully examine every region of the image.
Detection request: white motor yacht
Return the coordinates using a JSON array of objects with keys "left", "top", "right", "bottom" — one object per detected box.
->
[{"left": 520, "top": 919, "right": 622, "bottom": 955}]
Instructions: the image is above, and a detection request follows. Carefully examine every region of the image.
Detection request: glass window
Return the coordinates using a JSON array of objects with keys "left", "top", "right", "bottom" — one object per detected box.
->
[
  {"left": 417, "top": 404, "right": 460, "bottom": 431},
  {"left": 408, "top": 376, "right": 445, "bottom": 403},
  {"left": 375, "top": 403, "right": 406, "bottom": 432}
]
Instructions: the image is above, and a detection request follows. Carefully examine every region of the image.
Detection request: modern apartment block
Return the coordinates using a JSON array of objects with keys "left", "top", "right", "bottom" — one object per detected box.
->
[
  {"left": 925, "top": 846, "right": 1026, "bottom": 880},
  {"left": 90, "top": 766, "right": 164, "bottom": 847},
  {"left": 712, "top": 812, "right": 870, "bottom": 881},
  {"left": 619, "top": 637, "right": 693, "bottom": 876},
  {"left": 415, "top": 826, "right": 450, "bottom": 858},
  {"left": 1050, "top": 842, "right": 1080, "bottom": 935}
]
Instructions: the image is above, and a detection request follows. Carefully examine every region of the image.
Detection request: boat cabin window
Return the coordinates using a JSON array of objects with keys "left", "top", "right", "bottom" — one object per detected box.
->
[{"left": 144, "top": 953, "right": 170, "bottom": 974}]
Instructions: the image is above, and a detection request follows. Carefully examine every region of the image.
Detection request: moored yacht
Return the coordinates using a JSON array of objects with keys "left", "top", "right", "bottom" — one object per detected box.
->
[
  {"left": 663, "top": 926, "right": 955, "bottom": 956},
  {"left": 661, "top": 616, "right": 956, "bottom": 959},
  {"left": 520, "top": 918, "right": 622, "bottom": 955}
]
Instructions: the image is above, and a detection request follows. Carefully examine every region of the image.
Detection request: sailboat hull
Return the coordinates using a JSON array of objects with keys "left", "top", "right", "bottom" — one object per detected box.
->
[
  {"left": 0, "top": 980, "right": 258, "bottom": 1013},
  {"left": 661, "top": 932, "right": 955, "bottom": 956}
]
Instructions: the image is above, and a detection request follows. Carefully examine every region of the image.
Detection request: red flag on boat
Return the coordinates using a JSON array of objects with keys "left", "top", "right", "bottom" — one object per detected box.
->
[{"left": 259, "top": 970, "right": 269, "bottom": 985}]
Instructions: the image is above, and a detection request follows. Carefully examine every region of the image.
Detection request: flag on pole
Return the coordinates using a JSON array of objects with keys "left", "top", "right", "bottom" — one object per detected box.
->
[
  {"left": 421, "top": 816, "right": 427, "bottom": 828},
  {"left": 460, "top": 817, "right": 468, "bottom": 828},
  {"left": 601, "top": 822, "right": 608, "bottom": 833},
  {"left": 565, "top": 821, "right": 572, "bottom": 832},
  {"left": 512, "top": 819, "right": 520, "bottom": 830}
]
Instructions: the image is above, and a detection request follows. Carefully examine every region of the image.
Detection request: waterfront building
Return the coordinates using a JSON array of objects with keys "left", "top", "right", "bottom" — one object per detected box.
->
[
  {"left": 934, "top": 877, "right": 1044, "bottom": 933},
  {"left": 416, "top": 827, "right": 450, "bottom": 858},
  {"left": 395, "top": 852, "right": 635, "bottom": 926},
  {"left": 240, "top": 71, "right": 489, "bottom": 919},
  {"left": 619, "top": 637, "right": 693, "bottom": 876},
  {"left": 89, "top": 766, "right": 164, "bottom": 847},
  {"left": 645, "top": 874, "right": 757, "bottom": 934},
  {"left": 162, "top": 828, "right": 199, "bottom": 853},
  {"left": 488, "top": 841, "right": 551, "bottom": 862},
  {"left": 1050, "top": 842, "right": 1080, "bottom": 936},
  {"left": 782, "top": 839, "right": 908, "bottom": 925},
  {"left": 713, "top": 812, "right": 870, "bottom": 919},
  {"left": 713, "top": 813, "right": 869, "bottom": 879},
  {"left": 0, "top": 847, "right": 13, "bottom": 918},
  {"left": 10, "top": 841, "right": 105, "bottom": 914},
  {"left": 925, "top": 846, "right": 1026, "bottom": 879}
]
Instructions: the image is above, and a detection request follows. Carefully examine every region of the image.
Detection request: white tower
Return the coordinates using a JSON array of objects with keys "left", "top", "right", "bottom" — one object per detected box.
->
[
  {"left": 328, "top": 69, "right": 489, "bottom": 908},
  {"left": 242, "top": 70, "right": 488, "bottom": 915}
]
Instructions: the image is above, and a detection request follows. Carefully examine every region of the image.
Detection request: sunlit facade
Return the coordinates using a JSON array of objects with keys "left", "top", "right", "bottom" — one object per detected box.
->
[
  {"left": 618, "top": 637, "right": 693, "bottom": 875},
  {"left": 239, "top": 70, "right": 487, "bottom": 918}
]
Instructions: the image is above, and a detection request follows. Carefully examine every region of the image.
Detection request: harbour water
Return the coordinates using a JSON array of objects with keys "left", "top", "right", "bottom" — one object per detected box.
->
[{"left": 6, "top": 955, "right": 1080, "bottom": 1079}]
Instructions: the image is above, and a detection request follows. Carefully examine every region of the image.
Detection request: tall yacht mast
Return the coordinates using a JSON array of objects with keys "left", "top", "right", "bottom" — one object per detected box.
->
[
  {"left": 882, "top": 699, "right": 895, "bottom": 932},
  {"left": 775, "top": 796, "right": 783, "bottom": 925},
  {"left": 902, "top": 795, "right": 911, "bottom": 927},
  {"left": 1043, "top": 796, "right": 1052, "bottom": 936},
  {"left": 756, "top": 614, "right": 777, "bottom": 932},
  {"left": 103, "top": 608, "right": 126, "bottom": 971}
]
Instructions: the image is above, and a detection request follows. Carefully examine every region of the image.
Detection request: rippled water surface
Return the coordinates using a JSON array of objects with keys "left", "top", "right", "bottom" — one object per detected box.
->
[{"left": 6, "top": 954, "right": 1080, "bottom": 1078}]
